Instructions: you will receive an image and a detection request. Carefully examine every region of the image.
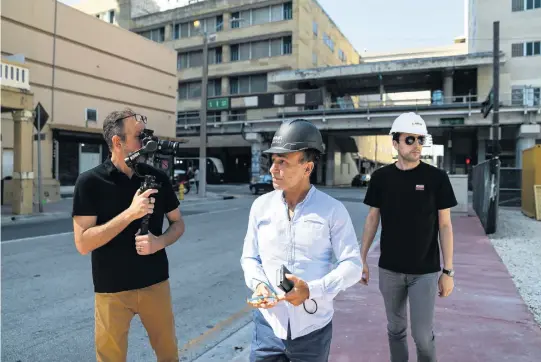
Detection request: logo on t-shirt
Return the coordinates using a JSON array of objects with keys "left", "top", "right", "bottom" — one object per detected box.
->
[{"left": 415, "top": 184, "right": 425, "bottom": 191}]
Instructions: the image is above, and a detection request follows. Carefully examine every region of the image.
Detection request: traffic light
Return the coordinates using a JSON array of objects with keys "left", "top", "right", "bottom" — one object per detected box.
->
[{"left": 465, "top": 156, "right": 471, "bottom": 165}]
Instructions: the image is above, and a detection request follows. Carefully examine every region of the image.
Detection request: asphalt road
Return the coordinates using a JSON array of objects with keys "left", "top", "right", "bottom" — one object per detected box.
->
[{"left": 1, "top": 186, "right": 371, "bottom": 362}]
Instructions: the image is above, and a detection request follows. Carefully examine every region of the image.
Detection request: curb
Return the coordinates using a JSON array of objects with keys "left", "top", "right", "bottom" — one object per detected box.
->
[{"left": 1, "top": 195, "right": 237, "bottom": 226}]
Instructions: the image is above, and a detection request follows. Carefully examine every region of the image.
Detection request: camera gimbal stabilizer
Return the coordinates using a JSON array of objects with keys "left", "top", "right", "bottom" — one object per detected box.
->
[
  {"left": 124, "top": 129, "right": 185, "bottom": 234},
  {"left": 124, "top": 131, "right": 161, "bottom": 235}
]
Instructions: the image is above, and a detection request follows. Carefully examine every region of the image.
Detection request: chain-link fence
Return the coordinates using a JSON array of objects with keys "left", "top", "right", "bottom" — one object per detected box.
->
[{"left": 472, "top": 158, "right": 501, "bottom": 234}]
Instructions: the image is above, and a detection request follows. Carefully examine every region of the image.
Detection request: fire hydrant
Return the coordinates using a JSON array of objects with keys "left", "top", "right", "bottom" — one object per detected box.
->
[{"left": 179, "top": 183, "right": 184, "bottom": 201}]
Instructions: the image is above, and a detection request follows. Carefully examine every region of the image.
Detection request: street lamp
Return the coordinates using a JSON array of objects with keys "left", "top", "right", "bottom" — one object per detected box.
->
[{"left": 193, "top": 19, "right": 209, "bottom": 198}]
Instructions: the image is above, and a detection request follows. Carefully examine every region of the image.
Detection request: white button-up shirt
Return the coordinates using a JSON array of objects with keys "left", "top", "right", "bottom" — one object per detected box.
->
[{"left": 240, "top": 186, "right": 363, "bottom": 340}]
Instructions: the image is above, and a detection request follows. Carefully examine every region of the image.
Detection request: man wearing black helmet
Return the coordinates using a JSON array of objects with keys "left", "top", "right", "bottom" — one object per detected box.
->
[{"left": 240, "top": 119, "right": 363, "bottom": 362}]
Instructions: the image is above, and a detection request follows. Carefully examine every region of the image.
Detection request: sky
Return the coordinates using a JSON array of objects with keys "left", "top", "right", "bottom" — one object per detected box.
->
[{"left": 60, "top": 0, "right": 464, "bottom": 53}]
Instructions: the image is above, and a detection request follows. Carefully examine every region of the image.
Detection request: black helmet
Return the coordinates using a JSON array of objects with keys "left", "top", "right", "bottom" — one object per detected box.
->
[{"left": 263, "top": 119, "right": 325, "bottom": 154}]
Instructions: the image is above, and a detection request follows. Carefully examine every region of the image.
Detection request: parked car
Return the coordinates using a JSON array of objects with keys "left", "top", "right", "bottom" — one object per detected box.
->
[
  {"left": 351, "top": 173, "right": 371, "bottom": 187},
  {"left": 249, "top": 174, "right": 274, "bottom": 195}
]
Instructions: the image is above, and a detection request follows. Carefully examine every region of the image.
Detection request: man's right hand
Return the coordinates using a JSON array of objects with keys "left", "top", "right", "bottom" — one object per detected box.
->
[
  {"left": 247, "top": 283, "right": 278, "bottom": 309},
  {"left": 359, "top": 261, "right": 370, "bottom": 285},
  {"left": 128, "top": 188, "right": 158, "bottom": 220}
]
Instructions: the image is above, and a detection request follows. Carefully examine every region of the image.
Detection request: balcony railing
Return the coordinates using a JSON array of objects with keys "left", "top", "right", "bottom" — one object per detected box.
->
[
  {"left": 174, "top": 92, "right": 541, "bottom": 130},
  {"left": 1, "top": 60, "right": 31, "bottom": 91}
]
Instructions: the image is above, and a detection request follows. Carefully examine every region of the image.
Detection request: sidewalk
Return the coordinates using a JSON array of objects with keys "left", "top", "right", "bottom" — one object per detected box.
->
[
  {"left": 329, "top": 213, "right": 541, "bottom": 362},
  {"left": 198, "top": 213, "right": 541, "bottom": 362},
  {"left": 1, "top": 191, "right": 233, "bottom": 226}
]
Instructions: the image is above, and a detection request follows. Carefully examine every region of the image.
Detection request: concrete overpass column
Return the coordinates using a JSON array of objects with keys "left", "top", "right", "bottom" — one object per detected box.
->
[
  {"left": 11, "top": 110, "right": 34, "bottom": 215},
  {"left": 443, "top": 69, "right": 454, "bottom": 103},
  {"left": 444, "top": 131, "right": 453, "bottom": 173},
  {"left": 516, "top": 124, "right": 540, "bottom": 168},
  {"left": 244, "top": 132, "right": 265, "bottom": 182},
  {"left": 325, "top": 136, "right": 336, "bottom": 186}
]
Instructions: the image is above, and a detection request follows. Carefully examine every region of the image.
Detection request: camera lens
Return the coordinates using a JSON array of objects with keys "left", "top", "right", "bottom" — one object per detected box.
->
[{"left": 156, "top": 140, "right": 182, "bottom": 155}]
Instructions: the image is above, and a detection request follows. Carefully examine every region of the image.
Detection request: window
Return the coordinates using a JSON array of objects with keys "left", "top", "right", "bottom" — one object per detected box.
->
[
  {"left": 338, "top": 49, "right": 347, "bottom": 62},
  {"left": 85, "top": 108, "right": 98, "bottom": 122},
  {"left": 283, "top": 1, "right": 293, "bottom": 20},
  {"left": 173, "top": 16, "right": 223, "bottom": 40},
  {"left": 230, "top": 36, "right": 292, "bottom": 61},
  {"left": 108, "top": 10, "right": 115, "bottom": 24},
  {"left": 229, "top": 74, "right": 267, "bottom": 95},
  {"left": 323, "top": 33, "right": 334, "bottom": 52},
  {"left": 312, "top": 52, "right": 318, "bottom": 65},
  {"left": 313, "top": 21, "right": 318, "bottom": 36},
  {"left": 512, "top": 86, "right": 541, "bottom": 106},
  {"left": 230, "top": 1, "right": 292, "bottom": 29},
  {"left": 178, "top": 79, "right": 222, "bottom": 99},
  {"left": 512, "top": 0, "right": 540, "bottom": 10},
  {"left": 512, "top": 41, "right": 541, "bottom": 57},
  {"left": 140, "top": 27, "right": 165, "bottom": 42},
  {"left": 177, "top": 47, "right": 223, "bottom": 69}
]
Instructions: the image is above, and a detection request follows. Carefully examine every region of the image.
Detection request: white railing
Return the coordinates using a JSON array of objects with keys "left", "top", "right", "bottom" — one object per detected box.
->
[{"left": 1, "top": 60, "right": 31, "bottom": 90}]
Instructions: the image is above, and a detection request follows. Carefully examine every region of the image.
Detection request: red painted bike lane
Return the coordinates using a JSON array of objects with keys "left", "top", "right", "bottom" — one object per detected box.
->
[{"left": 329, "top": 214, "right": 541, "bottom": 362}]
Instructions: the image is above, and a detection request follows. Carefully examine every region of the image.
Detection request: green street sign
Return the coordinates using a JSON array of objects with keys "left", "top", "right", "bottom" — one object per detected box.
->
[
  {"left": 440, "top": 117, "right": 465, "bottom": 126},
  {"left": 207, "top": 97, "right": 229, "bottom": 110}
]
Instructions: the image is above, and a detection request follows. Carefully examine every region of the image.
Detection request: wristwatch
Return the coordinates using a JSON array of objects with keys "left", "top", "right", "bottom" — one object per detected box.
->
[{"left": 442, "top": 268, "right": 455, "bottom": 277}]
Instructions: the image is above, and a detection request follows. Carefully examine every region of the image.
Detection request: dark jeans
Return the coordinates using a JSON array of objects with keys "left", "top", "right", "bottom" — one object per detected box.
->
[
  {"left": 378, "top": 267, "right": 439, "bottom": 362},
  {"left": 250, "top": 309, "right": 333, "bottom": 362}
]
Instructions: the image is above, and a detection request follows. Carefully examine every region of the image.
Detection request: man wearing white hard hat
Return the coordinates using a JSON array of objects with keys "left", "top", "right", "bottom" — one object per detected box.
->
[{"left": 359, "top": 112, "right": 457, "bottom": 362}]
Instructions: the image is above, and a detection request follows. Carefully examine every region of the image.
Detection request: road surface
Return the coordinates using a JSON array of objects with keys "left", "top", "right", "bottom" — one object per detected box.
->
[{"left": 1, "top": 186, "right": 370, "bottom": 361}]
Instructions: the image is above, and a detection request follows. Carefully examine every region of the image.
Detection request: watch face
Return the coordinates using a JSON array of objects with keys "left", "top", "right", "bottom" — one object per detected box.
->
[{"left": 446, "top": 269, "right": 454, "bottom": 277}]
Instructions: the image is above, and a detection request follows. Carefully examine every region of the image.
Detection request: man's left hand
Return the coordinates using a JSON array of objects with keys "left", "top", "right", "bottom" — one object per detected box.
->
[
  {"left": 278, "top": 274, "right": 310, "bottom": 306},
  {"left": 438, "top": 273, "right": 454, "bottom": 297},
  {"left": 135, "top": 229, "right": 163, "bottom": 256}
]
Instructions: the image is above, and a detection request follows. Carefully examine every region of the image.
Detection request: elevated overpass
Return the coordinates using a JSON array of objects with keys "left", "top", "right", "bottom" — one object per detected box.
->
[{"left": 175, "top": 51, "right": 540, "bottom": 186}]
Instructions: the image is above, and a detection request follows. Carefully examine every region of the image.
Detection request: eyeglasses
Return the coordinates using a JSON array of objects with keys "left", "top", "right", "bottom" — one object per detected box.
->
[
  {"left": 116, "top": 113, "right": 147, "bottom": 124},
  {"left": 404, "top": 135, "right": 426, "bottom": 146}
]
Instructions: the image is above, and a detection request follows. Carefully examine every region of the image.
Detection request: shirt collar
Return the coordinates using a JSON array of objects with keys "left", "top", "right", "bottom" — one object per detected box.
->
[
  {"left": 104, "top": 157, "right": 122, "bottom": 176},
  {"left": 279, "top": 184, "right": 316, "bottom": 207}
]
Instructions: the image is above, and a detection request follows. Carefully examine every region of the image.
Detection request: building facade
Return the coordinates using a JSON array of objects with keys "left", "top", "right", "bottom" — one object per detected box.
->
[
  {"left": 73, "top": 0, "right": 361, "bottom": 183},
  {"left": 466, "top": 0, "right": 541, "bottom": 166},
  {"left": 1, "top": 0, "right": 178, "bottom": 203}
]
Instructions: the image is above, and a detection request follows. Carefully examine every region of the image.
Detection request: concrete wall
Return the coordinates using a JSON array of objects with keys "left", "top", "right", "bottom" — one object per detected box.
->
[
  {"left": 468, "top": 0, "right": 541, "bottom": 102},
  {"left": 1, "top": 0, "right": 177, "bottom": 194},
  {"left": 296, "top": 0, "right": 360, "bottom": 68},
  {"left": 355, "top": 135, "right": 395, "bottom": 165},
  {"left": 449, "top": 174, "right": 469, "bottom": 213}
]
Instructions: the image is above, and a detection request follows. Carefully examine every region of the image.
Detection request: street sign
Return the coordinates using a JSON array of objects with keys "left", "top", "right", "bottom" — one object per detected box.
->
[
  {"left": 34, "top": 102, "right": 49, "bottom": 131},
  {"left": 481, "top": 87, "right": 494, "bottom": 119},
  {"left": 440, "top": 117, "right": 465, "bottom": 126},
  {"left": 207, "top": 97, "right": 229, "bottom": 110}
]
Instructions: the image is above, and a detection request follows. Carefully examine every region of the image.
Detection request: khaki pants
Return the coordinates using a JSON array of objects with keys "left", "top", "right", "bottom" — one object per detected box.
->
[{"left": 94, "top": 280, "right": 179, "bottom": 362}]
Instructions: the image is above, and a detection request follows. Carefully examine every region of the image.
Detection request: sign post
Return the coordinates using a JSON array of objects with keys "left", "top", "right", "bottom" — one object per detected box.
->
[{"left": 34, "top": 102, "right": 49, "bottom": 213}]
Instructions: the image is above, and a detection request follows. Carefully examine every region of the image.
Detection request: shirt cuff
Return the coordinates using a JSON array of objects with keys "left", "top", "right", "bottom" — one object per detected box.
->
[{"left": 307, "top": 279, "right": 324, "bottom": 299}]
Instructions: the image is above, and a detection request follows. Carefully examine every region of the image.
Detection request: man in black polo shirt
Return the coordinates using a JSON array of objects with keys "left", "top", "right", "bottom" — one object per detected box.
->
[
  {"left": 359, "top": 112, "right": 457, "bottom": 362},
  {"left": 72, "top": 108, "right": 185, "bottom": 362}
]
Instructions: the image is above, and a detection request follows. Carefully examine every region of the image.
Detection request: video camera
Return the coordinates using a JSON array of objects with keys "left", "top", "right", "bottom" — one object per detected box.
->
[
  {"left": 124, "top": 128, "right": 185, "bottom": 236},
  {"left": 124, "top": 128, "right": 184, "bottom": 168}
]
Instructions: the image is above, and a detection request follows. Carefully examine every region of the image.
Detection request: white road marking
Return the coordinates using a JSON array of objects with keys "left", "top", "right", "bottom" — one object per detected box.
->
[{"left": 1, "top": 207, "right": 244, "bottom": 244}]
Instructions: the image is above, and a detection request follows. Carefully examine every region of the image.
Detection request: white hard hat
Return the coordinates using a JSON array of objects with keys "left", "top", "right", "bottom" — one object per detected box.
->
[{"left": 389, "top": 112, "right": 428, "bottom": 136}]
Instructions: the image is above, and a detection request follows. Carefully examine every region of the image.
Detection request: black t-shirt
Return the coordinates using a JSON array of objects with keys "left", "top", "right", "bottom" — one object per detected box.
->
[
  {"left": 363, "top": 161, "right": 457, "bottom": 274},
  {"left": 72, "top": 158, "right": 180, "bottom": 293}
]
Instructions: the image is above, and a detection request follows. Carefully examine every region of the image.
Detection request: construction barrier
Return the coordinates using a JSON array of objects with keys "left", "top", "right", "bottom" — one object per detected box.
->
[{"left": 521, "top": 145, "right": 541, "bottom": 220}]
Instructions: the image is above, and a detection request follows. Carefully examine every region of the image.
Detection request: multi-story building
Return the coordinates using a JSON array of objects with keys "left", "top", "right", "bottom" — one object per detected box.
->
[
  {"left": 466, "top": 0, "right": 541, "bottom": 166},
  {"left": 74, "top": 0, "right": 361, "bottom": 182},
  {"left": 1, "top": 0, "right": 178, "bottom": 204}
]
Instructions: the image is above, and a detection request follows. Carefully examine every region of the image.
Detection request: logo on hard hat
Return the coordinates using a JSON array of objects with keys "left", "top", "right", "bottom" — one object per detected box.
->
[
  {"left": 272, "top": 135, "right": 283, "bottom": 144},
  {"left": 412, "top": 121, "right": 423, "bottom": 126}
]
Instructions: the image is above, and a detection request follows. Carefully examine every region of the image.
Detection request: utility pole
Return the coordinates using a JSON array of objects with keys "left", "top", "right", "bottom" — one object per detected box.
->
[
  {"left": 37, "top": 105, "right": 43, "bottom": 213},
  {"left": 492, "top": 21, "right": 500, "bottom": 158},
  {"left": 196, "top": 21, "right": 208, "bottom": 197}
]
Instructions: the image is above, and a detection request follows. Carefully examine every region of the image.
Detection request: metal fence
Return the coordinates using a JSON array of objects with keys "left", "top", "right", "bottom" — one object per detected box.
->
[
  {"left": 499, "top": 167, "right": 522, "bottom": 207},
  {"left": 472, "top": 158, "right": 501, "bottom": 234}
]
